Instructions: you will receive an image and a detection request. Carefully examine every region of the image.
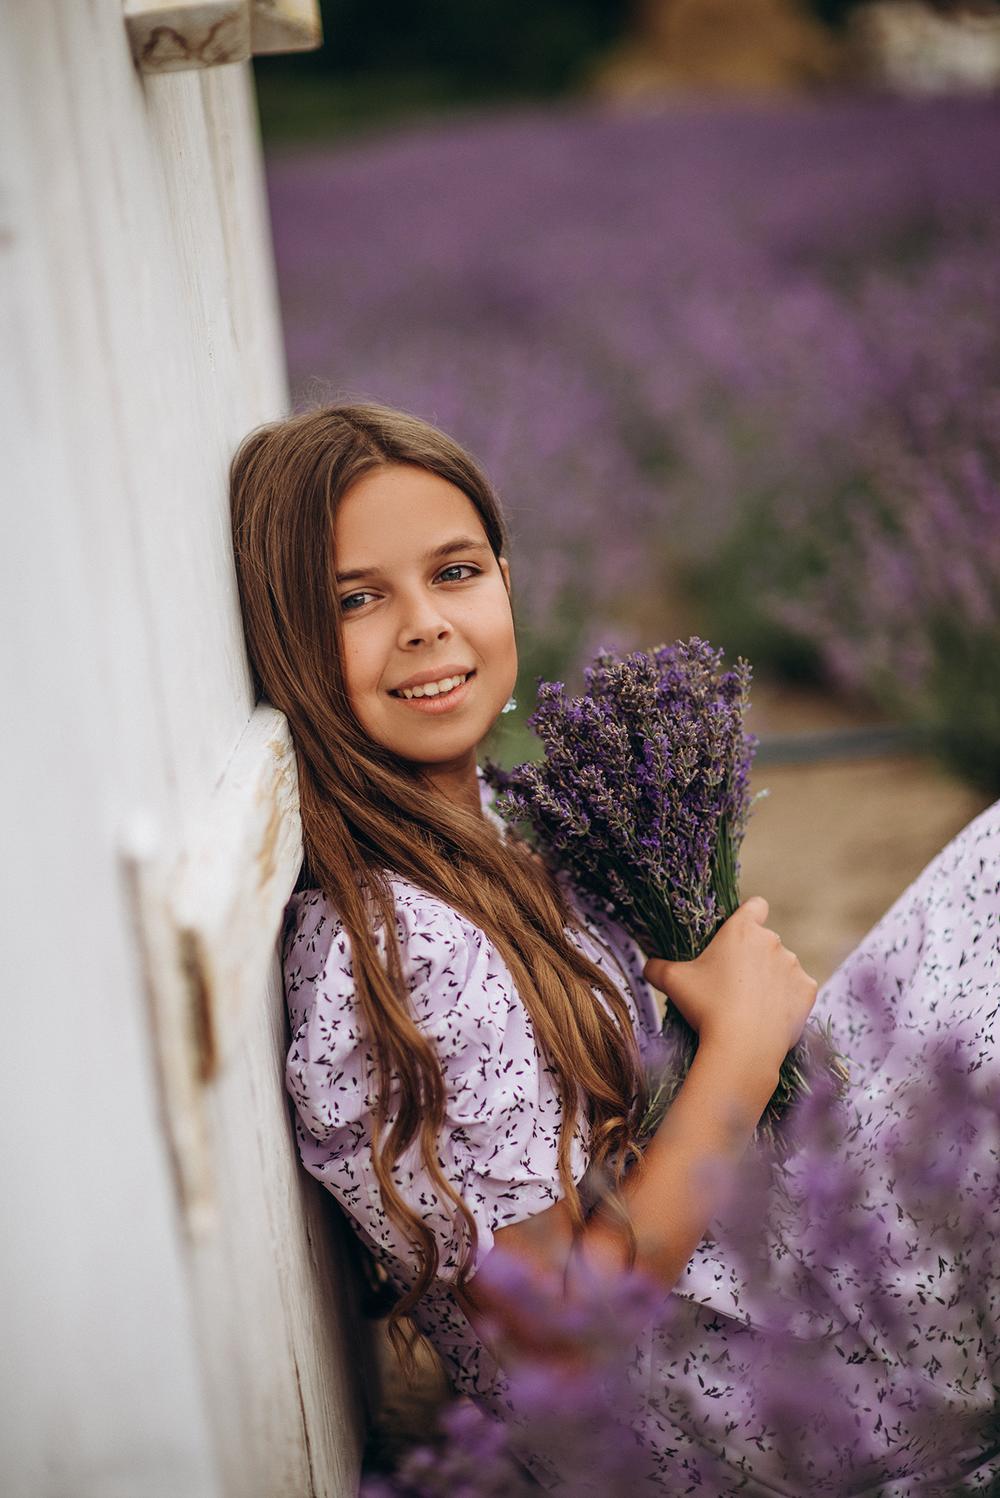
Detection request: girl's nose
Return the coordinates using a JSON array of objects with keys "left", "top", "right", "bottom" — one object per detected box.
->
[{"left": 398, "top": 593, "right": 452, "bottom": 649}]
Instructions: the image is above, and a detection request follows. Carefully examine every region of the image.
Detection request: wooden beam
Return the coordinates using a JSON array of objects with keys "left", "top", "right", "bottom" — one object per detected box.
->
[
  {"left": 121, "top": 705, "right": 303, "bottom": 1239},
  {"left": 169, "top": 705, "right": 303, "bottom": 1080},
  {"left": 250, "top": 0, "right": 323, "bottom": 55},
  {"left": 123, "top": 1, "right": 252, "bottom": 73}
]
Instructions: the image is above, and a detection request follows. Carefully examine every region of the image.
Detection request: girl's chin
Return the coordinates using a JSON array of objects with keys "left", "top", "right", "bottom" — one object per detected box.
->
[{"left": 367, "top": 725, "right": 483, "bottom": 766}]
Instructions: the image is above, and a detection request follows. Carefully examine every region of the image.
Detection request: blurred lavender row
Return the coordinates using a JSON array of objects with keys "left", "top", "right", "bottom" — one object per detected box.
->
[{"left": 266, "top": 95, "right": 1000, "bottom": 789}]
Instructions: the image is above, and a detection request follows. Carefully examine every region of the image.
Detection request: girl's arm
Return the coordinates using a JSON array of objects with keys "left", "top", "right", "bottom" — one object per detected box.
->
[{"left": 455, "top": 895, "right": 817, "bottom": 1370}]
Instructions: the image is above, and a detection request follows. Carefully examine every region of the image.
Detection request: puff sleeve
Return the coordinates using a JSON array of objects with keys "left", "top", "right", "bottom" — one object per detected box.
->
[{"left": 283, "top": 879, "right": 591, "bottom": 1286}]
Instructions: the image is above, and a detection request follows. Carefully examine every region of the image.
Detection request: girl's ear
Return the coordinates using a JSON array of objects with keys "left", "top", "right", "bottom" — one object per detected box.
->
[{"left": 499, "top": 555, "right": 512, "bottom": 596}]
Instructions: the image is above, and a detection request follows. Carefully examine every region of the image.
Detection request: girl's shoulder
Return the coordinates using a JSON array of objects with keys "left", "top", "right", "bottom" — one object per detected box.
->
[
  {"left": 282, "top": 868, "right": 532, "bottom": 1094},
  {"left": 283, "top": 870, "right": 500, "bottom": 1009},
  {"left": 283, "top": 868, "right": 488, "bottom": 955},
  {"left": 283, "top": 763, "right": 509, "bottom": 1000},
  {"left": 282, "top": 870, "right": 548, "bottom": 1154}
]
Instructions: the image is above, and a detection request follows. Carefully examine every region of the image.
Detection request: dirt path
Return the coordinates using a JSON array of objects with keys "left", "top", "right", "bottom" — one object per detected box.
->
[{"left": 741, "top": 679, "right": 991, "bottom": 986}]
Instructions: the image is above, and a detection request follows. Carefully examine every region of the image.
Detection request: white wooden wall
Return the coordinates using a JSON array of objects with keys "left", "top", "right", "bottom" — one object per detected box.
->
[{"left": 0, "top": 5, "right": 373, "bottom": 1495}]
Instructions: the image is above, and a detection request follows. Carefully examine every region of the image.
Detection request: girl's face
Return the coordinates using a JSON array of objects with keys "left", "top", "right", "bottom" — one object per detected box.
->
[{"left": 334, "top": 463, "right": 517, "bottom": 807}]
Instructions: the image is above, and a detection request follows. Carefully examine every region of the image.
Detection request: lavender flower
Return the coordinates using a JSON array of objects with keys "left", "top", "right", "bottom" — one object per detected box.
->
[
  {"left": 361, "top": 1396, "right": 524, "bottom": 1498},
  {"left": 362, "top": 1249, "right": 677, "bottom": 1498},
  {"left": 483, "top": 637, "right": 849, "bottom": 1150}
]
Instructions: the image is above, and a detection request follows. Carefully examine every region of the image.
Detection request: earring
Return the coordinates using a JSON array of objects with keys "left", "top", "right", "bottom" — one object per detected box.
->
[{"left": 501, "top": 694, "right": 517, "bottom": 715}]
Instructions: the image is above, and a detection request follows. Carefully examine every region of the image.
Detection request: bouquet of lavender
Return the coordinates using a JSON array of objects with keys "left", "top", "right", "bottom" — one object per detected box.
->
[{"left": 482, "top": 637, "right": 849, "bottom": 1152}]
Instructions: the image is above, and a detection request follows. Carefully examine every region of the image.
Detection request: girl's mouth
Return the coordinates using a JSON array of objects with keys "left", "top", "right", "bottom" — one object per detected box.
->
[{"left": 389, "top": 670, "right": 476, "bottom": 714}]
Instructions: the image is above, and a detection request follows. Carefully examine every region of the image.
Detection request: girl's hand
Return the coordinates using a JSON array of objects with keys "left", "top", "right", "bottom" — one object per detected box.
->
[
  {"left": 475, "top": 899, "right": 820, "bottom": 1342},
  {"left": 642, "top": 896, "right": 818, "bottom": 1079}
]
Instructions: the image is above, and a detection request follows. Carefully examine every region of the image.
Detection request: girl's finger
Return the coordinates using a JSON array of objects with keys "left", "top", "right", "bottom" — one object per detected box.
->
[
  {"left": 739, "top": 895, "right": 769, "bottom": 924},
  {"left": 642, "top": 956, "right": 675, "bottom": 990}
]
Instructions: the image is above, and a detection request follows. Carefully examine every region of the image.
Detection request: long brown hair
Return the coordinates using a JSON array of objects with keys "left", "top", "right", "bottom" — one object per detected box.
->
[{"left": 229, "top": 400, "right": 647, "bottom": 1366}]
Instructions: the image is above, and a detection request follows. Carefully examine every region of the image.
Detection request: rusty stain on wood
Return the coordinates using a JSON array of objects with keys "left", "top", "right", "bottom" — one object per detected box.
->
[
  {"left": 139, "top": 19, "right": 244, "bottom": 67},
  {"left": 118, "top": 829, "right": 218, "bottom": 1238},
  {"left": 177, "top": 925, "right": 218, "bottom": 1082}
]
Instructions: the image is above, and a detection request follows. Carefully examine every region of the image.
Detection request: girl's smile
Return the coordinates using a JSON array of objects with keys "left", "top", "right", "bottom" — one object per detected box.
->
[
  {"left": 388, "top": 669, "right": 477, "bottom": 712},
  {"left": 334, "top": 463, "right": 517, "bottom": 811}
]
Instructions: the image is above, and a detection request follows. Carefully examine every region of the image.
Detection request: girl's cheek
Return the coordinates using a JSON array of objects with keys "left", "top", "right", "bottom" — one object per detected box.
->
[{"left": 340, "top": 644, "right": 370, "bottom": 708}]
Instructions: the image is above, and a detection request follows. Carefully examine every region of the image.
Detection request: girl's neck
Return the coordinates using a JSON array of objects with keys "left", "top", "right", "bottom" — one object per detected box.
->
[{"left": 420, "top": 752, "right": 485, "bottom": 821}]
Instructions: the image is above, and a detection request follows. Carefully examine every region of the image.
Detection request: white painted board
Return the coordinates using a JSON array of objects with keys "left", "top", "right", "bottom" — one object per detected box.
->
[{"left": 1, "top": 3, "right": 374, "bottom": 1493}]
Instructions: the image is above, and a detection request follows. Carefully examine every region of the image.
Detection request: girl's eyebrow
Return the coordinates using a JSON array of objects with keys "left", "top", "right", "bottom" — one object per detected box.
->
[{"left": 335, "top": 536, "right": 490, "bottom": 585}]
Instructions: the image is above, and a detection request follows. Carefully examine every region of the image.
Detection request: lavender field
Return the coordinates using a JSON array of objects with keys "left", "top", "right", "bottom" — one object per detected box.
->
[{"left": 265, "top": 96, "right": 1000, "bottom": 791}]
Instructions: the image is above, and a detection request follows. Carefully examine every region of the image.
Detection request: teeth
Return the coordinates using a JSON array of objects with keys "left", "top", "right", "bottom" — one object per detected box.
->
[{"left": 399, "top": 672, "right": 468, "bottom": 700}]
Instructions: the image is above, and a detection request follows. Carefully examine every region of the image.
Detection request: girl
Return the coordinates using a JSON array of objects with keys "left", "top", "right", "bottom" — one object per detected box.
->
[{"left": 229, "top": 400, "right": 1000, "bottom": 1494}]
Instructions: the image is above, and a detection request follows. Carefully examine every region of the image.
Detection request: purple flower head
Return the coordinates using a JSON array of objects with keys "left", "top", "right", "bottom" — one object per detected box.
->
[{"left": 483, "top": 638, "right": 849, "bottom": 1154}]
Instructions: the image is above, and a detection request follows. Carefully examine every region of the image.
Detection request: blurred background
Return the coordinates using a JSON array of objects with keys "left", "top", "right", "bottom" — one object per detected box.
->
[
  {"left": 252, "top": 0, "right": 1000, "bottom": 1470},
  {"left": 256, "top": 0, "right": 999, "bottom": 973}
]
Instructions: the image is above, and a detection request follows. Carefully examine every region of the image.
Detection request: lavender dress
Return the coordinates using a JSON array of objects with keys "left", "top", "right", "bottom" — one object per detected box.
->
[{"left": 283, "top": 770, "right": 1000, "bottom": 1495}]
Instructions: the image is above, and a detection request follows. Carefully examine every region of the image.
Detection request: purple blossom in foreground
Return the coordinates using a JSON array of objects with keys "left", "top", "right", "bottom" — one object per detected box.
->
[
  {"left": 362, "top": 1396, "right": 522, "bottom": 1498},
  {"left": 482, "top": 637, "right": 848, "bottom": 1150},
  {"left": 362, "top": 1251, "right": 678, "bottom": 1497},
  {"left": 362, "top": 1005, "right": 1000, "bottom": 1496}
]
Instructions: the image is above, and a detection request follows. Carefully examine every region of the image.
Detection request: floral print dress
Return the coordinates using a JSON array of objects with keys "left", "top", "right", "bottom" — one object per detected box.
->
[{"left": 282, "top": 770, "right": 1000, "bottom": 1495}]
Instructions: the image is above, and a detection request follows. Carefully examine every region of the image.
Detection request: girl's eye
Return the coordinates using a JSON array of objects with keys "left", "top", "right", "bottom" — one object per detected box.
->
[
  {"left": 339, "top": 591, "right": 374, "bottom": 613},
  {"left": 436, "top": 563, "right": 480, "bottom": 583}
]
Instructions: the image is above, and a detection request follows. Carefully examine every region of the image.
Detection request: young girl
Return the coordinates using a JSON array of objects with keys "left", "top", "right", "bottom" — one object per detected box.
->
[{"left": 229, "top": 400, "right": 1000, "bottom": 1495}]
